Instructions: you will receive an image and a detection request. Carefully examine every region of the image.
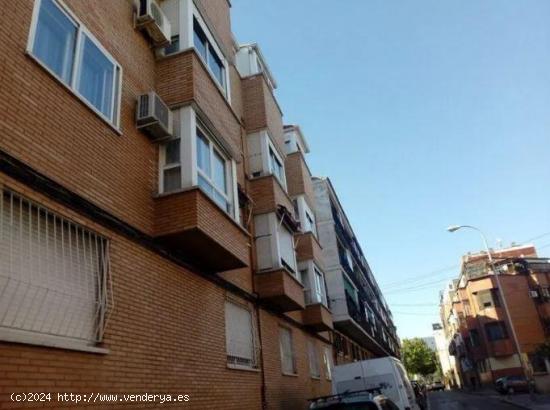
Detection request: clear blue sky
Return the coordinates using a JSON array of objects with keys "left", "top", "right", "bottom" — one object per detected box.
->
[{"left": 231, "top": 0, "right": 550, "bottom": 340}]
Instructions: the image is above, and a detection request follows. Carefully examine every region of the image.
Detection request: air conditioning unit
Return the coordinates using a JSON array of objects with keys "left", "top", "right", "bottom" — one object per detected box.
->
[
  {"left": 529, "top": 290, "right": 539, "bottom": 299},
  {"left": 135, "top": 0, "right": 171, "bottom": 47},
  {"left": 136, "top": 92, "right": 172, "bottom": 141}
]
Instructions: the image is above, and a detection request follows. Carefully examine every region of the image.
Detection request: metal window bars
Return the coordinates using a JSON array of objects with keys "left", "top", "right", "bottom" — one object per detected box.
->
[{"left": 0, "top": 187, "right": 112, "bottom": 345}]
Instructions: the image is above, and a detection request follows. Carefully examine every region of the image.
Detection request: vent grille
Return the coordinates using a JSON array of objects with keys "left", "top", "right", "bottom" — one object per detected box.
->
[
  {"left": 139, "top": 94, "right": 150, "bottom": 119},
  {"left": 154, "top": 94, "right": 168, "bottom": 127}
]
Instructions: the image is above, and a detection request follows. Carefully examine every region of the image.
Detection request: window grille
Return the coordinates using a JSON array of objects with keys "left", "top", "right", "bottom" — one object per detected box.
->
[
  {"left": 225, "top": 301, "right": 258, "bottom": 368},
  {"left": 0, "top": 188, "right": 112, "bottom": 347}
]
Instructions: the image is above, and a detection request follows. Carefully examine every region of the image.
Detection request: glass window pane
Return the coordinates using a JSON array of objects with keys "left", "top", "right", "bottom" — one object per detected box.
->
[
  {"left": 33, "top": 0, "right": 77, "bottom": 83},
  {"left": 193, "top": 19, "right": 207, "bottom": 61},
  {"left": 163, "top": 167, "right": 181, "bottom": 192},
  {"left": 198, "top": 174, "right": 213, "bottom": 196},
  {"left": 77, "top": 35, "right": 115, "bottom": 119},
  {"left": 208, "top": 48, "right": 224, "bottom": 86},
  {"left": 212, "top": 150, "right": 227, "bottom": 193},
  {"left": 165, "top": 139, "right": 180, "bottom": 165},
  {"left": 196, "top": 131, "right": 211, "bottom": 175},
  {"left": 213, "top": 191, "right": 229, "bottom": 212}
]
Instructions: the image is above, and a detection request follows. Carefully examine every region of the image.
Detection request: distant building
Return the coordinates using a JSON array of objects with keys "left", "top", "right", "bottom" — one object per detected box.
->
[{"left": 439, "top": 244, "right": 550, "bottom": 392}]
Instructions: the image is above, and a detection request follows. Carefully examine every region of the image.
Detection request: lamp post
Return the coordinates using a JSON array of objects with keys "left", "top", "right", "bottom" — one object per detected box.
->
[{"left": 447, "top": 225, "right": 531, "bottom": 387}]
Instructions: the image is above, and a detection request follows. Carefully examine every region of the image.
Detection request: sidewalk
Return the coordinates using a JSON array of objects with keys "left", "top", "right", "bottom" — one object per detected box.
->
[{"left": 464, "top": 387, "right": 550, "bottom": 410}]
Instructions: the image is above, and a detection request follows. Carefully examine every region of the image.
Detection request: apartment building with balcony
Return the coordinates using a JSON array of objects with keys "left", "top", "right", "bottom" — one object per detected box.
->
[
  {"left": 0, "top": 1, "right": 336, "bottom": 409},
  {"left": 312, "top": 177, "right": 400, "bottom": 364},
  {"left": 441, "top": 244, "right": 550, "bottom": 392}
]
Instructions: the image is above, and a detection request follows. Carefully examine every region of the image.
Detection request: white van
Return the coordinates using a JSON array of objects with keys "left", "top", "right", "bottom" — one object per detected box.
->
[{"left": 333, "top": 357, "right": 420, "bottom": 410}]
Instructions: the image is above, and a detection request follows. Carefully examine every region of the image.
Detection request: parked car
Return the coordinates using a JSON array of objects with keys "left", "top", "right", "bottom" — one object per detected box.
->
[
  {"left": 427, "top": 381, "right": 445, "bottom": 391},
  {"left": 332, "top": 357, "right": 421, "bottom": 410},
  {"left": 495, "top": 376, "right": 532, "bottom": 395},
  {"left": 308, "top": 388, "right": 399, "bottom": 409}
]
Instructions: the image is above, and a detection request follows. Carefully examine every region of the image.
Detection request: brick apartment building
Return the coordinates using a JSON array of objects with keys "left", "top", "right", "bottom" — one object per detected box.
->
[
  {"left": 313, "top": 178, "right": 400, "bottom": 364},
  {"left": 440, "top": 245, "right": 550, "bottom": 392},
  {"left": 0, "top": 1, "right": 398, "bottom": 408}
]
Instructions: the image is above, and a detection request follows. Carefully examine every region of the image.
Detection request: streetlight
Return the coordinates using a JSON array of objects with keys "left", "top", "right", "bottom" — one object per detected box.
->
[{"left": 447, "top": 225, "right": 531, "bottom": 388}]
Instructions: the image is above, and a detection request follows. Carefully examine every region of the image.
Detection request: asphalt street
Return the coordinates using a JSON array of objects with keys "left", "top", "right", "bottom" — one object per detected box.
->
[{"left": 428, "top": 390, "right": 521, "bottom": 410}]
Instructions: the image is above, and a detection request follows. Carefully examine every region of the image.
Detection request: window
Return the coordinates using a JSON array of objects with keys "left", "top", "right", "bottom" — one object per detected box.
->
[
  {"left": 469, "top": 329, "right": 480, "bottom": 347},
  {"left": 305, "top": 211, "right": 317, "bottom": 237},
  {"left": 278, "top": 221, "right": 296, "bottom": 274},
  {"left": 279, "top": 327, "right": 296, "bottom": 375},
  {"left": 161, "top": 138, "right": 181, "bottom": 193},
  {"left": 158, "top": 108, "right": 238, "bottom": 221},
  {"left": 344, "top": 276, "right": 358, "bottom": 305},
  {"left": 485, "top": 321, "right": 508, "bottom": 341},
  {"left": 313, "top": 266, "right": 327, "bottom": 305},
  {"left": 225, "top": 301, "right": 257, "bottom": 369},
  {"left": 529, "top": 353, "right": 548, "bottom": 374},
  {"left": 308, "top": 340, "right": 320, "bottom": 378},
  {"left": 0, "top": 189, "right": 111, "bottom": 350},
  {"left": 196, "top": 128, "right": 231, "bottom": 213},
  {"left": 193, "top": 17, "right": 225, "bottom": 90},
  {"left": 475, "top": 289, "right": 500, "bottom": 310},
  {"left": 268, "top": 147, "right": 285, "bottom": 186},
  {"left": 323, "top": 346, "right": 333, "bottom": 380},
  {"left": 28, "top": 0, "right": 121, "bottom": 127}
]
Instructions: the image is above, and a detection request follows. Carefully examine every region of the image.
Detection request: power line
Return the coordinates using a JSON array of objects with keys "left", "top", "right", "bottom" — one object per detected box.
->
[
  {"left": 390, "top": 303, "right": 438, "bottom": 307},
  {"left": 384, "top": 276, "right": 456, "bottom": 294},
  {"left": 380, "top": 265, "right": 458, "bottom": 288},
  {"left": 391, "top": 311, "right": 440, "bottom": 316}
]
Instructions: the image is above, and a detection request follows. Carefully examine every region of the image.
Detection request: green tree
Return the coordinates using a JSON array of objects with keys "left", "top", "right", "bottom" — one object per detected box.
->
[{"left": 402, "top": 338, "right": 438, "bottom": 378}]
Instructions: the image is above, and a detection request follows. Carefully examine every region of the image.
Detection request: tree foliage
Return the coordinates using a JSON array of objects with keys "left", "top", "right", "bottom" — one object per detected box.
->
[{"left": 402, "top": 338, "right": 438, "bottom": 378}]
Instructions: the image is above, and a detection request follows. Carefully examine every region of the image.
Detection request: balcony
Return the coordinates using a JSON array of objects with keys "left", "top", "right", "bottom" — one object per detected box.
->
[
  {"left": 155, "top": 49, "right": 241, "bottom": 156},
  {"left": 154, "top": 188, "right": 250, "bottom": 272},
  {"left": 295, "top": 232, "right": 324, "bottom": 267},
  {"left": 285, "top": 152, "right": 315, "bottom": 206},
  {"left": 302, "top": 303, "right": 333, "bottom": 332},
  {"left": 248, "top": 175, "right": 295, "bottom": 217},
  {"left": 242, "top": 74, "right": 285, "bottom": 152},
  {"left": 254, "top": 268, "right": 305, "bottom": 312}
]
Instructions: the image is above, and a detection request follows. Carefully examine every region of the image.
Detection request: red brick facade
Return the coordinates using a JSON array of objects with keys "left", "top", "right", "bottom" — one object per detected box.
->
[{"left": 0, "top": 1, "right": 333, "bottom": 409}]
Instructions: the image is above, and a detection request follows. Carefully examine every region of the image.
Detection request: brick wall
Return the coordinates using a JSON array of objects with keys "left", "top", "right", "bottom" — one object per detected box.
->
[{"left": 0, "top": 1, "right": 332, "bottom": 408}]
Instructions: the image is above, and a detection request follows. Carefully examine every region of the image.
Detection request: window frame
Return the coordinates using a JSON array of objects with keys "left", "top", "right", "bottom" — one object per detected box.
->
[
  {"left": 158, "top": 107, "right": 239, "bottom": 221},
  {"left": 268, "top": 142, "right": 286, "bottom": 188},
  {"left": 195, "top": 126, "right": 232, "bottom": 213},
  {"left": 191, "top": 11, "right": 229, "bottom": 98},
  {"left": 27, "top": 0, "right": 122, "bottom": 130},
  {"left": 224, "top": 300, "right": 258, "bottom": 370},
  {"left": 485, "top": 321, "right": 509, "bottom": 342}
]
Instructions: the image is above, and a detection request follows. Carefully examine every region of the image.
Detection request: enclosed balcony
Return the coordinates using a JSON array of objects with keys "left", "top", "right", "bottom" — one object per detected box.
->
[
  {"left": 154, "top": 188, "right": 250, "bottom": 272},
  {"left": 254, "top": 268, "right": 305, "bottom": 312},
  {"left": 302, "top": 290, "right": 332, "bottom": 331},
  {"left": 248, "top": 175, "right": 295, "bottom": 217},
  {"left": 295, "top": 232, "right": 324, "bottom": 267}
]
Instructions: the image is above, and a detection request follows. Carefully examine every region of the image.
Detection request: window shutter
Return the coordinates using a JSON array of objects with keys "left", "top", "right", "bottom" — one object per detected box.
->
[
  {"left": 225, "top": 301, "right": 256, "bottom": 367},
  {"left": 278, "top": 223, "right": 296, "bottom": 273},
  {"left": 279, "top": 327, "right": 295, "bottom": 374}
]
